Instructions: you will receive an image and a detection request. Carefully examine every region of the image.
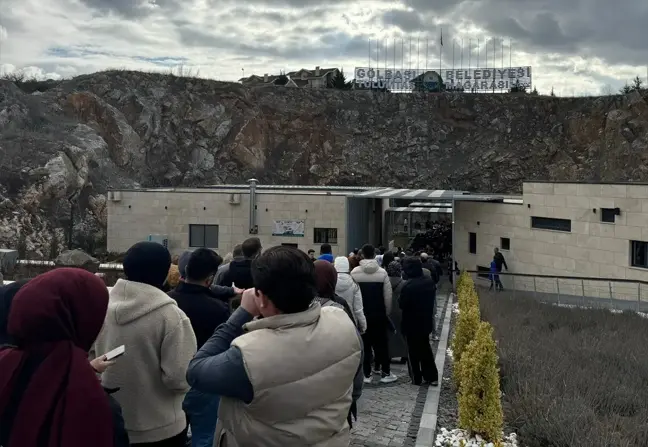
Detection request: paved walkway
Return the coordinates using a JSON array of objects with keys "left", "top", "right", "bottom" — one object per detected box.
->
[{"left": 350, "top": 288, "right": 451, "bottom": 447}]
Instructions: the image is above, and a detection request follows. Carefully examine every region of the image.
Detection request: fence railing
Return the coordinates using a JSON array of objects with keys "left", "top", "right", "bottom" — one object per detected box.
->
[{"left": 465, "top": 270, "right": 648, "bottom": 313}]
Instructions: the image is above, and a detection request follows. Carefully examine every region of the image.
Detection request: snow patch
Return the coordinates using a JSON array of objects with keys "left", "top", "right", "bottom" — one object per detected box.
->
[{"left": 435, "top": 428, "right": 519, "bottom": 447}]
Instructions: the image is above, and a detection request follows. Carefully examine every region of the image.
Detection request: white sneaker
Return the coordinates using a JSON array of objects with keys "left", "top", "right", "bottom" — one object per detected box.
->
[
  {"left": 380, "top": 373, "right": 398, "bottom": 384},
  {"left": 363, "top": 376, "right": 373, "bottom": 384}
]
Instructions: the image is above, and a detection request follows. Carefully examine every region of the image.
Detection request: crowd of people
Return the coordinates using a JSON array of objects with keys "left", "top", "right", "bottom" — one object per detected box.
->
[{"left": 0, "top": 237, "right": 442, "bottom": 447}]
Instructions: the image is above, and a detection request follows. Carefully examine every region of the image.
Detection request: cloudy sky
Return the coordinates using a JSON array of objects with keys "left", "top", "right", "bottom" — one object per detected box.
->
[{"left": 0, "top": 0, "right": 646, "bottom": 96}]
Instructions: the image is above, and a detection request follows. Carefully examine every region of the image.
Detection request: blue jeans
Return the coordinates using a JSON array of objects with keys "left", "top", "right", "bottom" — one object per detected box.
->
[{"left": 183, "top": 389, "right": 221, "bottom": 447}]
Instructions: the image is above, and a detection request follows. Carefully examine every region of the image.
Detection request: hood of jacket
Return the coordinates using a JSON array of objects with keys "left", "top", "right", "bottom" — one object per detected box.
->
[
  {"left": 335, "top": 273, "right": 355, "bottom": 293},
  {"left": 358, "top": 259, "right": 380, "bottom": 274},
  {"left": 108, "top": 279, "right": 179, "bottom": 325}
]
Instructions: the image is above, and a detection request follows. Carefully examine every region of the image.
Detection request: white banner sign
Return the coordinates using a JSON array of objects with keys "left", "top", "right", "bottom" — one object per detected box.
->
[
  {"left": 444, "top": 67, "right": 532, "bottom": 90},
  {"left": 272, "top": 220, "right": 305, "bottom": 237},
  {"left": 354, "top": 66, "right": 532, "bottom": 91}
]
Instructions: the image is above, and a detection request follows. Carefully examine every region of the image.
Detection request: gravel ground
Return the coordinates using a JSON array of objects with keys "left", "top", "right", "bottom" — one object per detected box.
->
[{"left": 435, "top": 309, "right": 459, "bottom": 433}]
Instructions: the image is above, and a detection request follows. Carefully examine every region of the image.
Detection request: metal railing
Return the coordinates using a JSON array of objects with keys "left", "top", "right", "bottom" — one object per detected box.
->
[{"left": 465, "top": 270, "right": 648, "bottom": 313}]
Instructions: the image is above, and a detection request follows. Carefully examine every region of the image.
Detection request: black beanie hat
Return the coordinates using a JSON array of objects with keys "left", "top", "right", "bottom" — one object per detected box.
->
[{"left": 123, "top": 242, "right": 172, "bottom": 289}]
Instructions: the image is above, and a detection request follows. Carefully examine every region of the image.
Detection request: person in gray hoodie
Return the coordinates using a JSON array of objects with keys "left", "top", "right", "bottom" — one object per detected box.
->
[
  {"left": 351, "top": 244, "right": 396, "bottom": 384},
  {"left": 93, "top": 242, "right": 197, "bottom": 446}
]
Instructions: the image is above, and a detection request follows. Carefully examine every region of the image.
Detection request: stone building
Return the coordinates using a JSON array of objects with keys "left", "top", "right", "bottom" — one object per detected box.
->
[{"left": 107, "top": 180, "right": 648, "bottom": 296}]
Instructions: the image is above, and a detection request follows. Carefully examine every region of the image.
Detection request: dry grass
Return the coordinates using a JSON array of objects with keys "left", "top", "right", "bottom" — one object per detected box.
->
[{"left": 481, "top": 290, "right": 648, "bottom": 446}]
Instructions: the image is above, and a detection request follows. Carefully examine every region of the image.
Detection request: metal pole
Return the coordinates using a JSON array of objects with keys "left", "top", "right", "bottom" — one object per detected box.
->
[
  {"left": 556, "top": 278, "right": 561, "bottom": 305},
  {"left": 533, "top": 277, "right": 537, "bottom": 300},
  {"left": 452, "top": 198, "right": 456, "bottom": 293},
  {"left": 609, "top": 281, "right": 614, "bottom": 310},
  {"left": 581, "top": 279, "right": 585, "bottom": 307},
  {"left": 637, "top": 282, "right": 640, "bottom": 312}
]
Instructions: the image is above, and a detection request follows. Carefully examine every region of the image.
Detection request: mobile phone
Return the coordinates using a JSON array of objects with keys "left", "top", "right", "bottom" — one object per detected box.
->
[{"left": 104, "top": 345, "right": 125, "bottom": 361}]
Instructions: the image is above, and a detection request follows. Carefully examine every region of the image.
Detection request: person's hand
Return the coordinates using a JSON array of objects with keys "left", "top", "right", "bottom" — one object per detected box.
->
[
  {"left": 232, "top": 286, "right": 244, "bottom": 295},
  {"left": 90, "top": 356, "right": 116, "bottom": 374},
  {"left": 240, "top": 288, "right": 261, "bottom": 317}
]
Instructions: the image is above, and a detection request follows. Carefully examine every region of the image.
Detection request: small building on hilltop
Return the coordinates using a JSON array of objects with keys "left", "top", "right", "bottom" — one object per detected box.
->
[{"left": 239, "top": 66, "right": 340, "bottom": 88}]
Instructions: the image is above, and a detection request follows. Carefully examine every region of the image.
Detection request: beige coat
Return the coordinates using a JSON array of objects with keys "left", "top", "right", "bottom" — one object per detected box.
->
[
  {"left": 214, "top": 304, "right": 362, "bottom": 447},
  {"left": 93, "top": 279, "right": 197, "bottom": 444}
]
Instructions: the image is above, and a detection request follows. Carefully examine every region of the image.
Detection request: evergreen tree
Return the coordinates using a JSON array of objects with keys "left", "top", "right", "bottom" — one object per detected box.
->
[
  {"left": 632, "top": 75, "right": 644, "bottom": 91},
  {"left": 550, "top": 86, "right": 556, "bottom": 97},
  {"left": 330, "top": 70, "right": 352, "bottom": 89}
]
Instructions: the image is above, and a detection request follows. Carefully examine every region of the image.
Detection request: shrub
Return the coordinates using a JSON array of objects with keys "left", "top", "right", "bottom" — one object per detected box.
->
[
  {"left": 458, "top": 321, "right": 504, "bottom": 443},
  {"left": 452, "top": 304, "right": 481, "bottom": 386},
  {"left": 481, "top": 291, "right": 648, "bottom": 446}
]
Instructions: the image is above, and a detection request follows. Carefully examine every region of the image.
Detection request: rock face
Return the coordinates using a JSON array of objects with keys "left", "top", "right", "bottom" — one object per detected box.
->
[
  {"left": 1, "top": 71, "right": 648, "bottom": 257},
  {"left": 54, "top": 249, "right": 100, "bottom": 272}
]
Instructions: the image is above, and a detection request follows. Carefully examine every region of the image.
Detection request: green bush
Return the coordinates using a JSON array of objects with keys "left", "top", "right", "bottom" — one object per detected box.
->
[
  {"left": 457, "top": 321, "right": 504, "bottom": 443},
  {"left": 452, "top": 304, "right": 480, "bottom": 386}
]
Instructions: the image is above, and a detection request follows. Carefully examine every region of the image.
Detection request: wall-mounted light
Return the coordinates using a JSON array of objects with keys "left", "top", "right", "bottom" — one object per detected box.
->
[
  {"left": 614, "top": 207, "right": 621, "bottom": 216},
  {"left": 527, "top": 204, "right": 531, "bottom": 209},
  {"left": 592, "top": 208, "right": 596, "bottom": 213},
  {"left": 164, "top": 206, "right": 168, "bottom": 210},
  {"left": 203, "top": 207, "right": 206, "bottom": 211},
  {"left": 477, "top": 221, "right": 480, "bottom": 226}
]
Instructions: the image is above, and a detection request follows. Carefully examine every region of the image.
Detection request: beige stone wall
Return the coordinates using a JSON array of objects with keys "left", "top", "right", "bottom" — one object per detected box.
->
[
  {"left": 455, "top": 182, "right": 648, "bottom": 300},
  {"left": 107, "top": 190, "right": 347, "bottom": 256}
]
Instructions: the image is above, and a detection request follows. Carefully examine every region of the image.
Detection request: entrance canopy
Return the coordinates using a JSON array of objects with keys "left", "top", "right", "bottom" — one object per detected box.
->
[
  {"left": 386, "top": 206, "right": 451, "bottom": 214},
  {"left": 350, "top": 188, "right": 506, "bottom": 202}
]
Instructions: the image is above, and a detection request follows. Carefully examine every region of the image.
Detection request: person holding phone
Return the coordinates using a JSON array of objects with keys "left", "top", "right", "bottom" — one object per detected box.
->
[{"left": 93, "top": 242, "right": 197, "bottom": 447}]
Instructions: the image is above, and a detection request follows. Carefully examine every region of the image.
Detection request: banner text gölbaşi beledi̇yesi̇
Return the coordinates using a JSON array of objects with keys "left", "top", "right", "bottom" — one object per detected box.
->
[{"left": 354, "top": 66, "right": 532, "bottom": 91}]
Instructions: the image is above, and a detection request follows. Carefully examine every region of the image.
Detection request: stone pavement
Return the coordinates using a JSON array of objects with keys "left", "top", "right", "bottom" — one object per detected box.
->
[{"left": 350, "top": 289, "right": 450, "bottom": 447}]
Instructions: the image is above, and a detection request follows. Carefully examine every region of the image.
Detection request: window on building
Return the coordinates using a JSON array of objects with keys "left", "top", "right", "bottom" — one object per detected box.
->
[
  {"left": 501, "top": 237, "right": 511, "bottom": 251},
  {"left": 281, "top": 243, "right": 299, "bottom": 249},
  {"left": 631, "top": 240, "right": 648, "bottom": 269},
  {"left": 189, "top": 224, "right": 219, "bottom": 248},
  {"left": 314, "top": 228, "right": 338, "bottom": 244},
  {"left": 601, "top": 208, "right": 616, "bottom": 223},
  {"left": 469, "top": 232, "right": 477, "bottom": 254},
  {"left": 531, "top": 216, "right": 571, "bottom": 232}
]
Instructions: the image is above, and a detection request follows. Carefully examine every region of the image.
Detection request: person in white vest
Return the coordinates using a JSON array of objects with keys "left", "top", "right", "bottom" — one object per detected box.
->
[{"left": 187, "top": 246, "right": 362, "bottom": 447}]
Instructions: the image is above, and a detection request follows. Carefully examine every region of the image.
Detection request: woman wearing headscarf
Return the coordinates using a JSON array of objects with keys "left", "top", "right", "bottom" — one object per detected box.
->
[
  {"left": 386, "top": 261, "right": 408, "bottom": 363},
  {"left": 313, "top": 260, "right": 365, "bottom": 429},
  {"left": 93, "top": 241, "right": 197, "bottom": 446},
  {"left": 0, "top": 268, "right": 129, "bottom": 447}
]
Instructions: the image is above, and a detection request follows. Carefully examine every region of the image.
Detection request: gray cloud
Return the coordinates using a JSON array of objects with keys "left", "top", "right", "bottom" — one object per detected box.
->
[{"left": 381, "top": 9, "right": 424, "bottom": 32}]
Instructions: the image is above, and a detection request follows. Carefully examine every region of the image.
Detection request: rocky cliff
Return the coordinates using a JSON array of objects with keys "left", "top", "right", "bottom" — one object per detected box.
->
[{"left": 1, "top": 70, "right": 647, "bottom": 257}]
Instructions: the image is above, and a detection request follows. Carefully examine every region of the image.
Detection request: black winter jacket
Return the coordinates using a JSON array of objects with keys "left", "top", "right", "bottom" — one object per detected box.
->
[
  {"left": 169, "top": 282, "right": 231, "bottom": 348},
  {"left": 400, "top": 261, "right": 437, "bottom": 336},
  {"left": 218, "top": 259, "right": 254, "bottom": 289}
]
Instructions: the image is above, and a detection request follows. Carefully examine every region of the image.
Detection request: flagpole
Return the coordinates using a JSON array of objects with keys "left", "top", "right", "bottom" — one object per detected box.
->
[
  {"left": 417, "top": 34, "right": 420, "bottom": 75},
  {"left": 439, "top": 28, "right": 443, "bottom": 92},
  {"left": 426, "top": 38, "right": 429, "bottom": 72},
  {"left": 468, "top": 38, "right": 471, "bottom": 73},
  {"left": 368, "top": 38, "right": 371, "bottom": 69},
  {"left": 452, "top": 38, "right": 455, "bottom": 89},
  {"left": 460, "top": 38, "right": 463, "bottom": 71},
  {"left": 477, "top": 38, "right": 480, "bottom": 68}
]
